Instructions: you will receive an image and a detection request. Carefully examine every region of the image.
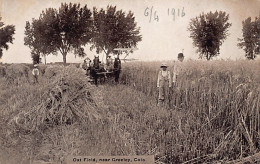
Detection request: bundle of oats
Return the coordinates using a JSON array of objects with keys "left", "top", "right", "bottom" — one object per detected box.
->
[{"left": 13, "top": 66, "right": 104, "bottom": 132}]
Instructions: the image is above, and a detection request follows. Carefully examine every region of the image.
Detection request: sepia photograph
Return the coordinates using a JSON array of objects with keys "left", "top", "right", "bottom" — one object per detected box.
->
[{"left": 0, "top": 0, "right": 259, "bottom": 163}]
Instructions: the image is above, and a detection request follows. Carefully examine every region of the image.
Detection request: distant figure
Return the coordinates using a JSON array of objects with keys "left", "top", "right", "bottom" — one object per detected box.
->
[
  {"left": 157, "top": 63, "right": 172, "bottom": 106},
  {"left": 32, "top": 64, "right": 40, "bottom": 83},
  {"left": 93, "top": 56, "right": 100, "bottom": 70},
  {"left": 172, "top": 53, "right": 184, "bottom": 87},
  {"left": 80, "top": 58, "right": 91, "bottom": 75},
  {"left": 92, "top": 56, "right": 100, "bottom": 86},
  {"left": 106, "top": 55, "right": 114, "bottom": 72},
  {"left": 114, "top": 56, "right": 121, "bottom": 83},
  {"left": 80, "top": 59, "right": 88, "bottom": 74},
  {"left": 86, "top": 59, "right": 92, "bottom": 76}
]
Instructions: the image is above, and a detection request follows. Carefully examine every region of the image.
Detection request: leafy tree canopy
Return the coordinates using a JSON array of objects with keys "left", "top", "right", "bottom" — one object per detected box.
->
[
  {"left": 91, "top": 5, "right": 142, "bottom": 58},
  {"left": 24, "top": 3, "right": 93, "bottom": 64},
  {"left": 238, "top": 16, "right": 260, "bottom": 60},
  {"left": 0, "top": 17, "right": 15, "bottom": 59},
  {"left": 31, "top": 50, "right": 41, "bottom": 64},
  {"left": 188, "top": 11, "right": 231, "bottom": 60}
]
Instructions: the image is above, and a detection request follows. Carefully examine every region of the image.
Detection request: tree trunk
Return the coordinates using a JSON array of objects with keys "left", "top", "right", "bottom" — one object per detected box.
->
[
  {"left": 206, "top": 52, "right": 210, "bottom": 61},
  {"left": 63, "top": 53, "right": 67, "bottom": 64},
  {"left": 44, "top": 55, "right": 46, "bottom": 65}
]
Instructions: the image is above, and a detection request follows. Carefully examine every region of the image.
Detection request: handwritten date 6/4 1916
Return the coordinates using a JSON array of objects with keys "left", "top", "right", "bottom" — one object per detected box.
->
[{"left": 144, "top": 6, "right": 185, "bottom": 22}]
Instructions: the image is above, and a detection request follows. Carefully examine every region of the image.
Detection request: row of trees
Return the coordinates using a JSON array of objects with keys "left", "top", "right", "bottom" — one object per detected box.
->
[
  {"left": 24, "top": 3, "right": 142, "bottom": 64},
  {"left": 0, "top": 3, "right": 259, "bottom": 62},
  {"left": 188, "top": 11, "right": 259, "bottom": 60}
]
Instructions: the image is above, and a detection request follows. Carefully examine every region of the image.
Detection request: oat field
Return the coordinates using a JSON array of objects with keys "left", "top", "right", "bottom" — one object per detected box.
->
[{"left": 0, "top": 59, "right": 259, "bottom": 164}]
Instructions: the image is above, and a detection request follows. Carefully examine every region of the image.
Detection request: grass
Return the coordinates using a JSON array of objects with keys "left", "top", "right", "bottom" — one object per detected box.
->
[
  {"left": 0, "top": 59, "right": 259, "bottom": 163},
  {"left": 120, "top": 59, "right": 260, "bottom": 162}
]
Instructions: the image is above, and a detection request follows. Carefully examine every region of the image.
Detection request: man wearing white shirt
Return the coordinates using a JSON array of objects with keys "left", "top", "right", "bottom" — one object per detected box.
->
[
  {"left": 106, "top": 55, "right": 114, "bottom": 72},
  {"left": 173, "top": 53, "right": 184, "bottom": 87},
  {"left": 32, "top": 64, "right": 40, "bottom": 83}
]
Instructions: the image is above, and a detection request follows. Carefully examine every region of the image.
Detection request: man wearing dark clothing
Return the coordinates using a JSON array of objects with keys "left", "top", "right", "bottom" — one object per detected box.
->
[
  {"left": 114, "top": 57, "right": 121, "bottom": 83},
  {"left": 93, "top": 56, "right": 100, "bottom": 86}
]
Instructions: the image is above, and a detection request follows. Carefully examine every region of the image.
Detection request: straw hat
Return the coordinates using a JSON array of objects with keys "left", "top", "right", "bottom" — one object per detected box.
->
[{"left": 160, "top": 63, "right": 168, "bottom": 68}]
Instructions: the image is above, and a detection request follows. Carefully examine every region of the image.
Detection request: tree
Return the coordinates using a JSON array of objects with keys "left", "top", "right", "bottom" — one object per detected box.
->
[
  {"left": 0, "top": 17, "right": 15, "bottom": 59},
  {"left": 24, "top": 3, "right": 93, "bottom": 64},
  {"left": 238, "top": 16, "right": 260, "bottom": 60},
  {"left": 31, "top": 50, "right": 42, "bottom": 64},
  {"left": 24, "top": 19, "right": 56, "bottom": 64},
  {"left": 91, "top": 5, "right": 142, "bottom": 59},
  {"left": 188, "top": 11, "right": 231, "bottom": 60}
]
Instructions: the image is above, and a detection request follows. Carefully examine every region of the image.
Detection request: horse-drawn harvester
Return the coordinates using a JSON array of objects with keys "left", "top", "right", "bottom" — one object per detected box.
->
[{"left": 83, "top": 48, "right": 137, "bottom": 85}]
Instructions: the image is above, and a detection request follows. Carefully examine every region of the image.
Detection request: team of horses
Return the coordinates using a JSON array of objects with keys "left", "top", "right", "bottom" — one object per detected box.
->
[{"left": 87, "top": 56, "right": 121, "bottom": 85}]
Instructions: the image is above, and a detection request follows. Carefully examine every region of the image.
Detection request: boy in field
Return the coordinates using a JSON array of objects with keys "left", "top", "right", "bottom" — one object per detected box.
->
[
  {"left": 157, "top": 63, "right": 172, "bottom": 106},
  {"left": 32, "top": 64, "right": 39, "bottom": 83}
]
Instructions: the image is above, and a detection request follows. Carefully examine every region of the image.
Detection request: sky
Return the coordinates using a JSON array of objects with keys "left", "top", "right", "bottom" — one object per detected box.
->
[{"left": 0, "top": 0, "right": 259, "bottom": 63}]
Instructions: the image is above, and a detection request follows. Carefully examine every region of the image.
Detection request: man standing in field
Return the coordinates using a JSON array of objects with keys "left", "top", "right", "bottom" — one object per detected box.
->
[
  {"left": 114, "top": 56, "right": 121, "bottom": 83},
  {"left": 169, "top": 53, "right": 185, "bottom": 107},
  {"left": 93, "top": 55, "right": 100, "bottom": 86},
  {"left": 173, "top": 53, "right": 184, "bottom": 87},
  {"left": 86, "top": 59, "right": 92, "bottom": 76},
  {"left": 157, "top": 63, "right": 172, "bottom": 106},
  {"left": 32, "top": 64, "right": 39, "bottom": 83},
  {"left": 106, "top": 55, "right": 114, "bottom": 72},
  {"left": 80, "top": 58, "right": 91, "bottom": 76},
  {"left": 80, "top": 59, "right": 88, "bottom": 73}
]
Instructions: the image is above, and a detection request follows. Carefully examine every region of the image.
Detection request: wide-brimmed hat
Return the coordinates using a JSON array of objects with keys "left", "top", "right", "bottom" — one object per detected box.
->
[{"left": 160, "top": 63, "right": 168, "bottom": 68}]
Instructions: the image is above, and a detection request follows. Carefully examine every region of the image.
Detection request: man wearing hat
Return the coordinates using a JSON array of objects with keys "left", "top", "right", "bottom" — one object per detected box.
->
[
  {"left": 172, "top": 53, "right": 184, "bottom": 87},
  {"left": 114, "top": 56, "right": 121, "bottom": 83},
  {"left": 80, "top": 59, "right": 87, "bottom": 70},
  {"left": 32, "top": 64, "right": 40, "bottom": 83},
  {"left": 106, "top": 55, "right": 114, "bottom": 72},
  {"left": 157, "top": 63, "right": 172, "bottom": 105},
  {"left": 80, "top": 57, "right": 91, "bottom": 75}
]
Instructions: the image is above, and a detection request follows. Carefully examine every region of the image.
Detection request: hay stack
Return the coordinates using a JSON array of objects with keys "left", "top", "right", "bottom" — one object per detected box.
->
[
  {"left": 2, "top": 65, "right": 108, "bottom": 163},
  {"left": 43, "top": 66, "right": 101, "bottom": 125},
  {"left": 14, "top": 66, "right": 104, "bottom": 132}
]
